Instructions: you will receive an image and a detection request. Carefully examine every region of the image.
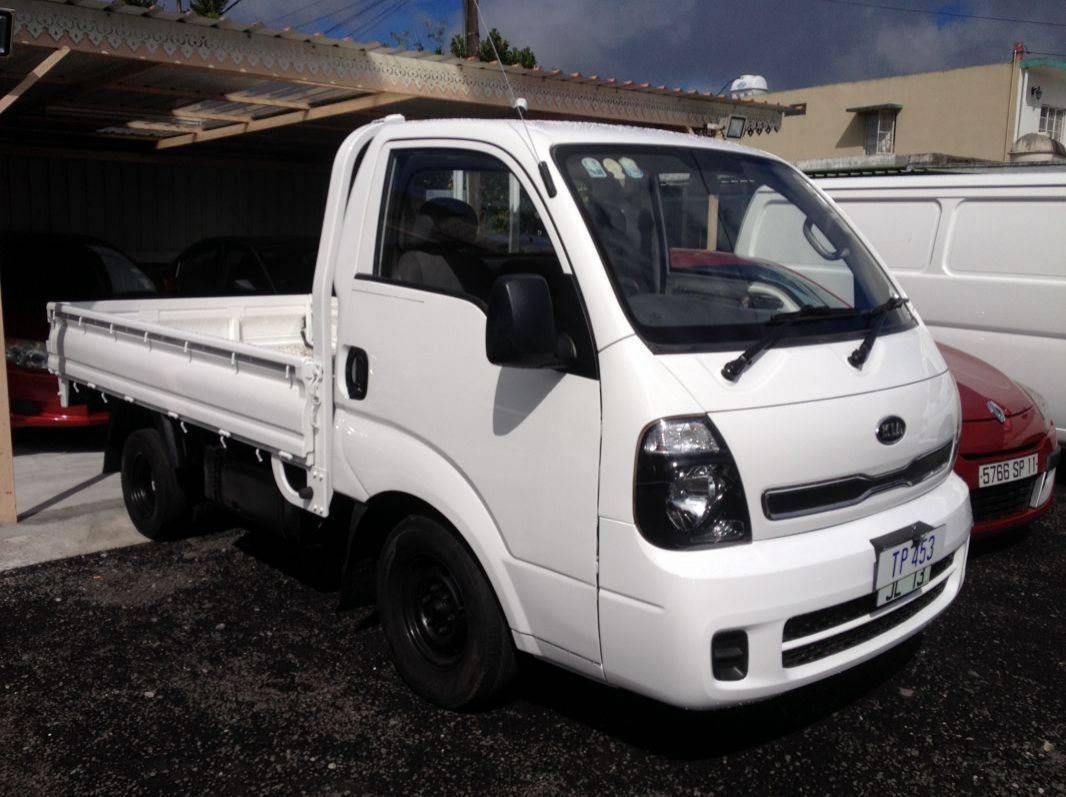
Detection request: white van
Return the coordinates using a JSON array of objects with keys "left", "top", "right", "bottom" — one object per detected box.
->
[
  {"left": 819, "top": 172, "right": 1066, "bottom": 442},
  {"left": 48, "top": 118, "right": 971, "bottom": 710}
]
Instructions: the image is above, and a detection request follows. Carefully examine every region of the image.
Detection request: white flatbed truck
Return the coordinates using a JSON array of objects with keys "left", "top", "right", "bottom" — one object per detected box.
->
[{"left": 48, "top": 116, "right": 971, "bottom": 709}]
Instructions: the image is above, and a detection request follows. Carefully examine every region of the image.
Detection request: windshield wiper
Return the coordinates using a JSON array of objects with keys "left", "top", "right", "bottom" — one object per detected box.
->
[
  {"left": 848, "top": 296, "right": 909, "bottom": 369},
  {"left": 721, "top": 305, "right": 861, "bottom": 382}
]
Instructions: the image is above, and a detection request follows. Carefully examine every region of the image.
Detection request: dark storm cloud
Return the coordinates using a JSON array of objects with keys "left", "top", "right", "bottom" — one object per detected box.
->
[{"left": 235, "top": 1, "right": 1066, "bottom": 92}]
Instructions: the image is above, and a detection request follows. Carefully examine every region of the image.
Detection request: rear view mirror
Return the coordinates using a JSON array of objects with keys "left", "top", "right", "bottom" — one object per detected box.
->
[
  {"left": 803, "top": 217, "right": 850, "bottom": 261},
  {"left": 485, "top": 274, "right": 576, "bottom": 369}
]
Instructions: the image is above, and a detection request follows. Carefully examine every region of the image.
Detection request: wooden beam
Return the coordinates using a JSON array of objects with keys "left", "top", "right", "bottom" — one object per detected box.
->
[
  {"left": 0, "top": 300, "right": 15, "bottom": 524},
  {"left": 156, "top": 91, "right": 410, "bottom": 149},
  {"left": 127, "top": 119, "right": 208, "bottom": 134},
  {"left": 224, "top": 92, "right": 312, "bottom": 110},
  {"left": 172, "top": 107, "right": 257, "bottom": 123},
  {"left": 48, "top": 101, "right": 252, "bottom": 126},
  {"left": 0, "top": 47, "right": 71, "bottom": 116}
]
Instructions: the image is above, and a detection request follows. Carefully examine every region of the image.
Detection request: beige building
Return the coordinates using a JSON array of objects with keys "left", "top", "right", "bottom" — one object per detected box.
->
[{"left": 758, "top": 47, "right": 1066, "bottom": 171}]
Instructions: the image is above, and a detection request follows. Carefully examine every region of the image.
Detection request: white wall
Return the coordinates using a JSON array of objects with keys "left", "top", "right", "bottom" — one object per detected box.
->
[{"left": 1016, "top": 65, "right": 1066, "bottom": 141}]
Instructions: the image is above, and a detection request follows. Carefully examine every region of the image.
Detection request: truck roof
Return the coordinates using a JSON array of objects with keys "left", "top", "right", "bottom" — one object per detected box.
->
[{"left": 374, "top": 116, "right": 781, "bottom": 161}]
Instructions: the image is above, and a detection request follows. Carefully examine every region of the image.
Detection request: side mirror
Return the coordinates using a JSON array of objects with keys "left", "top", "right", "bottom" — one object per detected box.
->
[{"left": 486, "top": 274, "right": 576, "bottom": 369}]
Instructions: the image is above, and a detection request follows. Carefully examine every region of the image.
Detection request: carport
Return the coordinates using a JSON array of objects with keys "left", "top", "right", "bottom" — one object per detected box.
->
[{"left": 0, "top": 0, "right": 791, "bottom": 523}]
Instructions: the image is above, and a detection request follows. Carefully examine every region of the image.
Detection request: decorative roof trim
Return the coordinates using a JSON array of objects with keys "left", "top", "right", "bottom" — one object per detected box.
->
[{"left": 9, "top": 0, "right": 786, "bottom": 135}]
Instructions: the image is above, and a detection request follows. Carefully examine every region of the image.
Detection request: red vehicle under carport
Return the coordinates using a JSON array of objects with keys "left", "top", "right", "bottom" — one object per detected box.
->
[{"left": 2, "top": 231, "right": 157, "bottom": 428}]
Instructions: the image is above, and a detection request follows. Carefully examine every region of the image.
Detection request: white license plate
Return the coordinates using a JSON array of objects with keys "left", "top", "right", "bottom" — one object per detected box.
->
[
  {"left": 978, "top": 454, "right": 1039, "bottom": 488},
  {"left": 872, "top": 523, "right": 943, "bottom": 608}
]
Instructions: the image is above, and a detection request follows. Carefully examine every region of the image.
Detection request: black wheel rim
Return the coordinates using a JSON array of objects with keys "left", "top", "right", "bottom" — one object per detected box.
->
[
  {"left": 127, "top": 451, "right": 158, "bottom": 519},
  {"left": 401, "top": 554, "right": 467, "bottom": 667}
]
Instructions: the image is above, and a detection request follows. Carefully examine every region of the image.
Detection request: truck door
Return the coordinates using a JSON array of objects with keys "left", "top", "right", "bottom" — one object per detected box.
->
[{"left": 334, "top": 141, "right": 603, "bottom": 665}]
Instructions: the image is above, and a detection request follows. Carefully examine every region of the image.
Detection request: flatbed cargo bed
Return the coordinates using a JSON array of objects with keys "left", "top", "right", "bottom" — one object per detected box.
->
[{"left": 48, "top": 294, "right": 336, "bottom": 464}]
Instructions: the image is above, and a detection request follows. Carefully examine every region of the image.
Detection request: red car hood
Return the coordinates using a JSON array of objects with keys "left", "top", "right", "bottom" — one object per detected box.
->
[{"left": 938, "top": 343, "right": 1031, "bottom": 421}]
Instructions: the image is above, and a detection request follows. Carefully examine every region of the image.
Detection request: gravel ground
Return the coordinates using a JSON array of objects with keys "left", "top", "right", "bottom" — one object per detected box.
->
[{"left": 1, "top": 483, "right": 1063, "bottom": 797}]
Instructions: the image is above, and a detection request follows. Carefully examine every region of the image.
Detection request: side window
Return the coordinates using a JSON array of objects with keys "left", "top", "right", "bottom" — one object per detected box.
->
[
  {"left": 223, "top": 245, "right": 270, "bottom": 293},
  {"left": 176, "top": 243, "right": 223, "bottom": 295},
  {"left": 374, "top": 147, "right": 597, "bottom": 378},
  {"left": 375, "top": 148, "right": 557, "bottom": 305}
]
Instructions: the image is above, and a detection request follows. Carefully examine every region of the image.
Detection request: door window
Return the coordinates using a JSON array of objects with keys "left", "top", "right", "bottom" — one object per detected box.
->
[
  {"left": 373, "top": 146, "right": 597, "bottom": 377},
  {"left": 376, "top": 148, "right": 556, "bottom": 305}
]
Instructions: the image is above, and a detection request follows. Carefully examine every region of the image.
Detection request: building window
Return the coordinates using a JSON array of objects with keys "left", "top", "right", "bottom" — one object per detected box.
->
[
  {"left": 864, "top": 109, "right": 897, "bottom": 155},
  {"left": 1039, "top": 105, "right": 1065, "bottom": 142}
]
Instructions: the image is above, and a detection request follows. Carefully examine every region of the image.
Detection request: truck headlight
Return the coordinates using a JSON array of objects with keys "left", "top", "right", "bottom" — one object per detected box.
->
[{"left": 635, "top": 417, "right": 751, "bottom": 549}]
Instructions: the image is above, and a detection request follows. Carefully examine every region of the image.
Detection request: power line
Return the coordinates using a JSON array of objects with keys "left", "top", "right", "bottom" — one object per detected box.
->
[
  {"left": 816, "top": 0, "right": 1066, "bottom": 29},
  {"left": 304, "top": 0, "right": 382, "bottom": 31},
  {"left": 268, "top": 0, "right": 352, "bottom": 26},
  {"left": 323, "top": 0, "right": 404, "bottom": 38},
  {"left": 345, "top": 0, "right": 412, "bottom": 39}
]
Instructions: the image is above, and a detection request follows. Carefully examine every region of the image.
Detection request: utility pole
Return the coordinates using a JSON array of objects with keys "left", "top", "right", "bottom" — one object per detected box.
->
[{"left": 464, "top": 0, "right": 479, "bottom": 57}]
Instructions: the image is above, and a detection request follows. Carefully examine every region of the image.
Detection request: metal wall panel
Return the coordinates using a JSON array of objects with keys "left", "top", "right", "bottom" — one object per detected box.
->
[{"left": 0, "top": 152, "right": 329, "bottom": 266}]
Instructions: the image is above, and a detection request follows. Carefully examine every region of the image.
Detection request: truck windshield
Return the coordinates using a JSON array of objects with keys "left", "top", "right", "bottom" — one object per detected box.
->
[{"left": 555, "top": 145, "right": 912, "bottom": 350}]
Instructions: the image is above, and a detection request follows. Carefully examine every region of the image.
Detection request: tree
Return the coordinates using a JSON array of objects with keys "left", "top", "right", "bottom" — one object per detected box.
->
[
  {"left": 190, "top": 0, "right": 226, "bottom": 18},
  {"left": 451, "top": 27, "right": 536, "bottom": 69}
]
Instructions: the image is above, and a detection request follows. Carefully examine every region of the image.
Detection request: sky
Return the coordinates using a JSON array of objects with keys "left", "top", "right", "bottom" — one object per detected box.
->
[{"left": 227, "top": 0, "right": 1066, "bottom": 93}]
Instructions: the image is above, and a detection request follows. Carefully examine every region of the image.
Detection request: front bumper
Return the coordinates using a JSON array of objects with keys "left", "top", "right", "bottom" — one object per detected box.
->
[
  {"left": 598, "top": 474, "right": 972, "bottom": 709},
  {"left": 955, "top": 426, "right": 1059, "bottom": 535}
]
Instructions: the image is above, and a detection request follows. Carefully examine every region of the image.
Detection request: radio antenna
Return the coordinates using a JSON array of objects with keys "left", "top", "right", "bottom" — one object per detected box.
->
[{"left": 471, "top": 0, "right": 557, "bottom": 196}]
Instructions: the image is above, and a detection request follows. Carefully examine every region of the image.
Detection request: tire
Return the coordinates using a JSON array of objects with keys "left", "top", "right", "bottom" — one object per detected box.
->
[
  {"left": 120, "top": 428, "right": 189, "bottom": 541},
  {"left": 377, "top": 515, "right": 516, "bottom": 709}
]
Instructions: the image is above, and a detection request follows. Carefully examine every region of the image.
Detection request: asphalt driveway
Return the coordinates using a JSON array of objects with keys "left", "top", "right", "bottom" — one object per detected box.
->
[{"left": 0, "top": 485, "right": 1063, "bottom": 796}]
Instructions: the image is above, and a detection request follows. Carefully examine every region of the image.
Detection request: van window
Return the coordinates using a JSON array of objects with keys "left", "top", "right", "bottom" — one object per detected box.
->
[
  {"left": 835, "top": 200, "right": 941, "bottom": 271},
  {"left": 947, "top": 200, "right": 1066, "bottom": 279},
  {"left": 556, "top": 145, "right": 911, "bottom": 350}
]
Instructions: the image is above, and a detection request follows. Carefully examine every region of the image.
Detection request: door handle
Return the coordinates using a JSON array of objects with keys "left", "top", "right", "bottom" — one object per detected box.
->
[{"left": 345, "top": 347, "right": 369, "bottom": 400}]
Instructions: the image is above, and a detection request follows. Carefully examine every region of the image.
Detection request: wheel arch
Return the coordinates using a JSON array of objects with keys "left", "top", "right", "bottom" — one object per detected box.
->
[
  {"left": 103, "top": 403, "right": 186, "bottom": 473},
  {"left": 343, "top": 488, "right": 532, "bottom": 637}
]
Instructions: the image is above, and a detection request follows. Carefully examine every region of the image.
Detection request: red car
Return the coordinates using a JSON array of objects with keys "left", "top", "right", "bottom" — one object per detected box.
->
[
  {"left": 2, "top": 231, "right": 157, "bottom": 428},
  {"left": 940, "top": 344, "right": 1059, "bottom": 535}
]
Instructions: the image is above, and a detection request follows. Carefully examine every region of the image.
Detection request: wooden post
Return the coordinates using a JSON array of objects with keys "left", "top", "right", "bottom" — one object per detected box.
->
[
  {"left": 0, "top": 294, "right": 17, "bottom": 524},
  {"left": 706, "top": 194, "right": 719, "bottom": 251},
  {"left": 464, "top": 0, "right": 480, "bottom": 57}
]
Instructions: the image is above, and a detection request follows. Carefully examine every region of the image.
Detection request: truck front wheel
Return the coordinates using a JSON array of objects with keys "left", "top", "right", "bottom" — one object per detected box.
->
[
  {"left": 377, "top": 515, "right": 516, "bottom": 709},
  {"left": 120, "top": 428, "right": 189, "bottom": 540}
]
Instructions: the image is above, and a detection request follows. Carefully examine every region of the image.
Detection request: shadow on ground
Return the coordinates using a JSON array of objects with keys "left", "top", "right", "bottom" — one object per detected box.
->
[
  {"left": 12, "top": 425, "right": 107, "bottom": 455},
  {"left": 508, "top": 635, "right": 921, "bottom": 760}
]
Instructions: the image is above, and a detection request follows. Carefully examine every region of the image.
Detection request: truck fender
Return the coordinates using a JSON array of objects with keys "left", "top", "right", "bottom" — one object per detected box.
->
[
  {"left": 336, "top": 418, "right": 534, "bottom": 638},
  {"left": 103, "top": 404, "right": 184, "bottom": 473}
]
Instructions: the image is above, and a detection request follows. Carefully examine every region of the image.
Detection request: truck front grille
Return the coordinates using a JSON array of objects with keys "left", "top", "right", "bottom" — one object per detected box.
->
[{"left": 762, "top": 441, "right": 953, "bottom": 520}]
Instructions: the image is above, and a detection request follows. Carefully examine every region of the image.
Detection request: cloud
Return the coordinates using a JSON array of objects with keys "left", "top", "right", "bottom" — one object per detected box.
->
[{"left": 230, "top": 0, "right": 1066, "bottom": 92}]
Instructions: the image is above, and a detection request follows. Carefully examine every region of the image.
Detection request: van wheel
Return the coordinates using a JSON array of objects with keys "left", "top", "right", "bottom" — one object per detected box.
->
[
  {"left": 377, "top": 515, "right": 516, "bottom": 709},
  {"left": 120, "top": 429, "right": 189, "bottom": 541}
]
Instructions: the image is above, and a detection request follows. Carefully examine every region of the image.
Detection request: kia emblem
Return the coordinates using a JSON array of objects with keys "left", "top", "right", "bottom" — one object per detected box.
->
[{"left": 876, "top": 416, "right": 906, "bottom": 445}]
